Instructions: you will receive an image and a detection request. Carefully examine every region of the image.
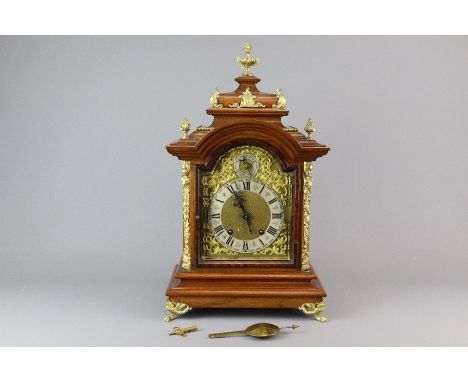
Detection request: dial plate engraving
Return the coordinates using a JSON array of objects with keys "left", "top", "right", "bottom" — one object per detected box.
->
[{"left": 201, "top": 145, "right": 293, "bottom": 261}]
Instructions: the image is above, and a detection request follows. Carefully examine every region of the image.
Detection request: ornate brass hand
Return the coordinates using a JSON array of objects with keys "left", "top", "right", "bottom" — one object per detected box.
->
[{"left": 232, "top": 187, "right": 253, "bottom": 234}]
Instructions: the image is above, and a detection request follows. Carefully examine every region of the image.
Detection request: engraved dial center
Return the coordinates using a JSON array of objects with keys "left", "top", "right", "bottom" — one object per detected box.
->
[{"left": 221, "top": 191, "right": 270, "bottom": 240}]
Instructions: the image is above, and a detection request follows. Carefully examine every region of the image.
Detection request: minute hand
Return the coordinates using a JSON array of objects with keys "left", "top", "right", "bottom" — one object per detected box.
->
[{"left": 233, "top": 191, "right": 253, "bottom": 234}]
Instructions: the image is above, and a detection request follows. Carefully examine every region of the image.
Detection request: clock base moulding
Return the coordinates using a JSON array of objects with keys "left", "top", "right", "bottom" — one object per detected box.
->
[{"left": 164, "top": 262, "right": 328, "bottom": 323}]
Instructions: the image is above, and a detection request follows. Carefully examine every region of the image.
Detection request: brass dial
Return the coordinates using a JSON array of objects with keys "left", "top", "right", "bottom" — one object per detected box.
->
[
  {"left": 200, "top": 145, "right": 292, "bottom": 261},
  {"left": 208, "top": 179, "right": 284, "bottom": 253},
  {"left": 233, "top": 154, "right": 259, "bottom": 178}
]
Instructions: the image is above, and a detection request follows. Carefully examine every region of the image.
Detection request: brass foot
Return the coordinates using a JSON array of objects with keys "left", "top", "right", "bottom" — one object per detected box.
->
[
  {"left": 164, "top": 299, "right": 192, "bottom": 322},
  {"left": 298, "top": 299, "right": 328, "bottom": 323}
]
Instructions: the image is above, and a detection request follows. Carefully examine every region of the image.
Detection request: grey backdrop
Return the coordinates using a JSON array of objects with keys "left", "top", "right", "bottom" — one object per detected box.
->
[{"left": 1, "top": 36, "right": 467, "bottom": 346}]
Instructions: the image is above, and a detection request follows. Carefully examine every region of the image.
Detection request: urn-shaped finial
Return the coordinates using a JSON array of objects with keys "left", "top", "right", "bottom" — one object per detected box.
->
[
  {"left": 304, "top": 118, "right": 316, "bottom": 140},
  {"left": 236, "top": 42, "right": 259, "bottom": 76},
  {"left": 180, "top": 118, "right": 191, "bottom": 139}
]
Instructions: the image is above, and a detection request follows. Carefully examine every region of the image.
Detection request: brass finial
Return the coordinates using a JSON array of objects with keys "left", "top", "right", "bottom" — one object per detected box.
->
[
  {"left": 272, "top": 88, "right": 287, "bottom": 109},
  {"left": 237, "top": 42, "right": 259, "bottom": 76},
  {"left": 180, "top": 118, "right": 191, "bottom": 139},
  {"left": 209, "top": 88, "right": 223, "bottom": 108},
  {"left": 304, "top": 118, "right": 315, "bottom": 140}
]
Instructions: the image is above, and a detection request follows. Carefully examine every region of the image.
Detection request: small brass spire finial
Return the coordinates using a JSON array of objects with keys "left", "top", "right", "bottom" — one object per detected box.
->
[
  {"left": 304, "top": 118, "right": 316, "bottom": 140},
  {"left": 237, "top": 42, "right": 259, "bottom": 76},
  {"left": 180, "top": 118, "right": 191, "bottom": 139}
]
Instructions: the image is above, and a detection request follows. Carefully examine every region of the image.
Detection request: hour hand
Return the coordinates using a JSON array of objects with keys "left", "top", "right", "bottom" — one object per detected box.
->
[{"left": 240, "top": 208, "right": 253, "bottom": 234}]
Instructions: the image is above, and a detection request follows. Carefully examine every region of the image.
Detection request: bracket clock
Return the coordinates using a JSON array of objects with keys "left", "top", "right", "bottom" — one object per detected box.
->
[{"left": 164, "top": 43, "right": 330, "bottom": 323}]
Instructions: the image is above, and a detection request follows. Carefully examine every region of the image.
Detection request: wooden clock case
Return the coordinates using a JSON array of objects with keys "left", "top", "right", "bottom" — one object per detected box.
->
[{"left": 164, "top": 71, "right": 330, "bottom": 322}]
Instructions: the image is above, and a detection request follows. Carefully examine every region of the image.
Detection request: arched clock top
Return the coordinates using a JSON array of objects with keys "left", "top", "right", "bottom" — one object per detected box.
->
[{"left": 166, "top": 121, "right": 329, "bottom": 167}]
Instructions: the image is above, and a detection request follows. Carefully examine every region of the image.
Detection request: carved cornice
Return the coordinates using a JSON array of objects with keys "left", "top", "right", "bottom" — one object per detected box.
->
[{"left": 166, "top": 122, "right": 330, "bottom": 166}]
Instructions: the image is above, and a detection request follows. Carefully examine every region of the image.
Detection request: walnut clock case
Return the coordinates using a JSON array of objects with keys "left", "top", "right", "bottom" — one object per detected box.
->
[{"left": 164, "top": 44, "right": 330, "bottom": 323}]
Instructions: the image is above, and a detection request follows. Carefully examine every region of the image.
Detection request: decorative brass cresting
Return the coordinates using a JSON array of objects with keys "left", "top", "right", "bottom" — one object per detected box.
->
[
  {"left": 229, "top": 88, "right": 265, "bottom": 108},
  {"left": 272, "top": 88, "right": 287, "bottom": 109},
  {"left": 301, "top": 161, "right": 313, "bottom": 271},
  {"left": 164, "top": 299, "right": 192, "bottom": 322},
  {"left": 298, "top": 299, "right": 328, "bottom": 323},
  {"left": 181, "top": 160, "right": 191, "bottom": 271},
  {"left": 237, "top": 42, "right": 259, "bottom": 76},
  {"left": 209, "top": 88, "right": 223, "bottom": 108},
  {"left": 196, "top": 125, "right": 213, "bottom": 131}
]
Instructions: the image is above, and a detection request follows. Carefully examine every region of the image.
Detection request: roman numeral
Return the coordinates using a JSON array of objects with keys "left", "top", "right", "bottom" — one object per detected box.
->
[
  {"left": 267, "top": 226, "right": 278, "bottom": 236},
  {"left": 226, "top": 184, "right": 236, "bottom": 194},
  {"left": 226, "top": 236, "right": 234, "bottom": 247},
  {"left": 243, "top": 241, "right": 249, "bottom": 251},
  {"left": 213, "top": 225, "right": 224, "bottom": 235},
  {"left": 272, "top": 212, "right": 283, "bottom": 219},
  {"left": 259, "top": 185, "right": 265, "bottom": 194},
  {"left": 268, "top": 198, "right": 278, "bottom": 205},
  {"left": 258, "top": 238, "right": 264, "bottom": 246},
  {"left": 215, "top": 198, "right": 224, "bottom": 204},
  {"left": 243, "top": 181, "right": 250, "bottom": 190},
  {"left": 210, "top": 213, "right": 221, "bottom": 219}
]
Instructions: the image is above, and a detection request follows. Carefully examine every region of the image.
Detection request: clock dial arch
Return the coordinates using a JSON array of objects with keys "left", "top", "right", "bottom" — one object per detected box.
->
[{"left": 200, "top": 145, "right": 293, "bottom": 261}]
